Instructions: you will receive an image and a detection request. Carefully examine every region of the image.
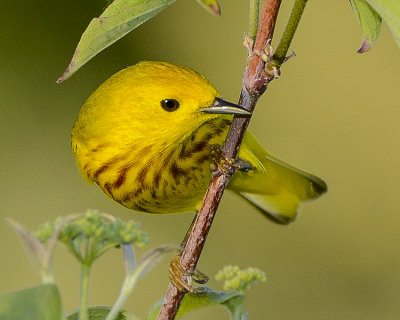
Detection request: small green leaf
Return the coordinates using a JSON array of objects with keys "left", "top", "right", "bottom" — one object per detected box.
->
[
  {"left": 145, "top": 287, "right": 244, "bottom": 320},
  {"left": 350, "top": 0, "right": 382, "bottom": 53},
  {"left": 6, "top": 218, "right": 65, "bottom": 284},
  {"left": 66, "top": 306, "right": 141, "bottom": 320},
  {"left": 196, "top": 0, "right": 221, "bottom": 16},
  {"left": 57, "top": 0, "right": 177, "bottom": 83},
  {"left": 365, "top": 0, "right": 400, "bottom": 49},
  {"left": 6, "top": 218, "right": 48, "bottom": 271},
  {"left": 0, "top": 284, "right": 63, "bottom": 320}
]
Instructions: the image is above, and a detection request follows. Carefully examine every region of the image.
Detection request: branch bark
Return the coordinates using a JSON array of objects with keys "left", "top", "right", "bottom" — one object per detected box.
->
[{"left": 157, "top": 0, "right": 283, "bottom": 319}]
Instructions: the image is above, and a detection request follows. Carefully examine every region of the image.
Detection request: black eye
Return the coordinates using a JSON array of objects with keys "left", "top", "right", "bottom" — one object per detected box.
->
[{"left": 161, "top": 99, "right": 180, "bottom": 112}]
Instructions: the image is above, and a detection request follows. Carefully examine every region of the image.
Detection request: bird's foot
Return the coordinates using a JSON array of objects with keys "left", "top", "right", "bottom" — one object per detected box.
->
[
  {"left": 210, "top": 145, "right": 251, "bottom": 175},
  {"left": 168, "top": 253, "right": 209, "bottom": 293}
]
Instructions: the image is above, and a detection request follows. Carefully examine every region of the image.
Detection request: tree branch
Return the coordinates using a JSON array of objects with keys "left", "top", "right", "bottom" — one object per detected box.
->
[{"left": 156, "top": 0, "right": 286, "bottom": 319}]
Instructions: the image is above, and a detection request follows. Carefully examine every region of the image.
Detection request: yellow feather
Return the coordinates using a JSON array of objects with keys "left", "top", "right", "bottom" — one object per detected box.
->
[{"left": 71, "top": 61, "right": 327, "bottom": 223}]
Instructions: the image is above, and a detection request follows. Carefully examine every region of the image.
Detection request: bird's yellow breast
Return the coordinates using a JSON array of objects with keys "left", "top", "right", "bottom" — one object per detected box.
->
[{"left": 74, "top": 117, "right": 231, "bottom": 213}]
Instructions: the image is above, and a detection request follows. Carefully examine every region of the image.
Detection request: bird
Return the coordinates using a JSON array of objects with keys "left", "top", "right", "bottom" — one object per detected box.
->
[{"left": 71, "top": 61, "right": 327, "bottom": 225}]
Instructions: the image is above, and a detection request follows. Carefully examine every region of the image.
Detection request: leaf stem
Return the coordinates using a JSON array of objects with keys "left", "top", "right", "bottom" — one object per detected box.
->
[
  {"left": 65, "top": 243, "right": 85, "bottom": 264},
  {"left": 105, "top": 245, "right": 137, "bottom": 320},
  {"left": 272, "top": 0, "right": 308, "bottom": 67},
  {"left": 248, "top": 0, "right": 260, "bottom": 41},
  {"left": 79, "top": 263, "right": 91, "bottom": 320},
  {"left": 105, "top": 275, "right": 136, "bottom": 320}
]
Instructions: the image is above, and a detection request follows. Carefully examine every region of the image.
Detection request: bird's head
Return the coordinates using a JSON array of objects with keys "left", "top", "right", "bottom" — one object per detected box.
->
[{"left": 72, "top": 61, "right": 250, "bottom": 154}]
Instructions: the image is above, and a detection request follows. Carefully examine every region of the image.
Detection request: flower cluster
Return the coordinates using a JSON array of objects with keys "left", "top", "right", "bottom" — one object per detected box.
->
[
  {"left": 34, "top": 209, "right": 149, "bottom": 265},
  {"left": 215, "top": 265, "right": 266, "bottom": 293}
]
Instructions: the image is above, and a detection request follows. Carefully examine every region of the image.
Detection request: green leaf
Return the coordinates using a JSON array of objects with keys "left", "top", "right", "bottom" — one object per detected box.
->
[
  {"left": 6, "top": 218, "right": 48, "bottom": 272},
  {"left": 66, "top": 306, "right": 141, "bottom": 320},
  {"left": 57, "top": 0, "right": 177, "bottom": 83},
  {"left": 196, "top": 0, "right": 221, "bottom": 16},
  {"left": 145, "top": 287, "right": 244, "bottom": 320},
  {"left": 6, "top": 218, "right": 66, "bottom": 284},
  {"left": 0, "top": 284, "right": 63, "bottom": 320},
  {"left": 350, "top": 0, "right": 382, "bottom": 53},
  {"left": 365, "top": 0, "right": 400, "bottom": 49}
]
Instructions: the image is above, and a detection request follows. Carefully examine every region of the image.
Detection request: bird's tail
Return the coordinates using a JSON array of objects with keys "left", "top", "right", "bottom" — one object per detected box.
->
[{"left": 228, "top": 132, "right": 327, "bottom": 224}]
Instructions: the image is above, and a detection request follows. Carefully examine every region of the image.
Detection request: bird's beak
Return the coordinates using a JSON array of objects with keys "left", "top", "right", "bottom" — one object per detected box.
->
[{"left": 200, "top": 97, "right": 251, "bottom": 117}]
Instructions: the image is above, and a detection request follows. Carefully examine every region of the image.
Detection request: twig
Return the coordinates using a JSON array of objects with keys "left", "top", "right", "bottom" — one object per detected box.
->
[
  {"left": 273, "top": 0, "right": 308, "bottom": 67},
  {"left": 155, "top": 0, "right": 309, "bottom": 318},
  {"left": 248, "top": 0, "right": 260, "bottom": 41}
]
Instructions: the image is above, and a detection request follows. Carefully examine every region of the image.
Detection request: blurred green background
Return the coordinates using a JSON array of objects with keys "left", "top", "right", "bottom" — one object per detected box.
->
[{"left": 1, "top": 0, "right": 400, "bottom": 319}]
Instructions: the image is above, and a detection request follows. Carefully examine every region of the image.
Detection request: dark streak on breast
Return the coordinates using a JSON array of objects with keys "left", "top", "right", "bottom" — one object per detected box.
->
[
  {"left": 93, "top": 154, "right": 127, "bottom": 180},
  {"left": 178, "top": 143, "right": 189, "bottom": 159},
  {"left": 138, "top": 198, "right": 150, "bottom": 205},
  {"left": 162, "top": 149, "right": 174, "bottom": 167},
  {"left": 104, "top": 182, "right": 113, "bottom": 197},
  {"left": 179, "top": 136, "right": 209, "bottom": 160},
  {"left": 190, "top": 139, "right": 208, "bottom": 155},
  {"left": 215, "top": 119, "right": 231, "bottom": 134},
  {"left": 137, "top": 164, "right": 150, "bottom": 188},
  {"left": 94, "top": 164, "right": 110, "bottom": 180},
  {"left": 153, "top": 170, "right": 162, "bottom": 189},
  {"left": 170, "top": 161, "right": 187, "bottom": 185},
  {"left": 91, "top": 142, "right": 109, "bottom": 153},
  {"left": 113, "top": 165, "right": 131, "bottom": 189},
  {"left": 122, "top": 187, "right": 144, "bottom": 203},
  {"left": 134, "top": 204, "right": 147, "bottom": 212},
  {"left": 196, "top": 153, "right": 211, "bottom": 165},
  {"left": 136, "top": 145, "right": 152, "bottom": 159},
  {"left": 184, "top": 176, "right": 192, "bottom": 184}
]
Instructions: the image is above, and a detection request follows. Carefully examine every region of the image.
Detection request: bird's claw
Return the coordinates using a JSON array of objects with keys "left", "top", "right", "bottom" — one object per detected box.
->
[
  {"left": 168, "top": 253, "right": 209, "bottom": 293},
  {"left": 210, "top": 145, "right": 251, "bottom": 175}
]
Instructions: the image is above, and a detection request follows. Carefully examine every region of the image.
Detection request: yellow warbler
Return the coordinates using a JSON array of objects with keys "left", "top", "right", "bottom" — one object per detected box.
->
[{"left": 71, "top": 61, "right": 326, "bottom": 224}]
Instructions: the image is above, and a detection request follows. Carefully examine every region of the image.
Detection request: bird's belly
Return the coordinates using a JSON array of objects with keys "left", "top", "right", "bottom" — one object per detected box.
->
[
  {"left": 93, "top": 118, "right": 231, "bottom": 214},
  {"left": 119, "top": 154, "right": 213, "bottom": 214}
]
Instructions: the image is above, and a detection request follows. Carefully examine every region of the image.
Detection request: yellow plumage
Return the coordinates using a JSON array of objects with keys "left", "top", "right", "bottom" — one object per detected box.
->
[{"left": 71, "top": 61, "right": 326, "bottom": 224}]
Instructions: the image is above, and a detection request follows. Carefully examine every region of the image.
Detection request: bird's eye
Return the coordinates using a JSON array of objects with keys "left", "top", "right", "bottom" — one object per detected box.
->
[{"left": 161, "top": 99, "right": 180, "bottom": 112}]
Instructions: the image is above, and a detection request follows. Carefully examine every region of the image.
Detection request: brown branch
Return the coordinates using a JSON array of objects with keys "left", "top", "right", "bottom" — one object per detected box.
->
[{"left": 156, "top": 1, "right": 282, "bottom": 319}]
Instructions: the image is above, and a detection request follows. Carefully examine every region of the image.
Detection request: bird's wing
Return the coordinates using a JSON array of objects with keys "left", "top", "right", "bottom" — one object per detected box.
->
[{"left": 227, "top": 131, "right": 327, "bottom": 224}]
